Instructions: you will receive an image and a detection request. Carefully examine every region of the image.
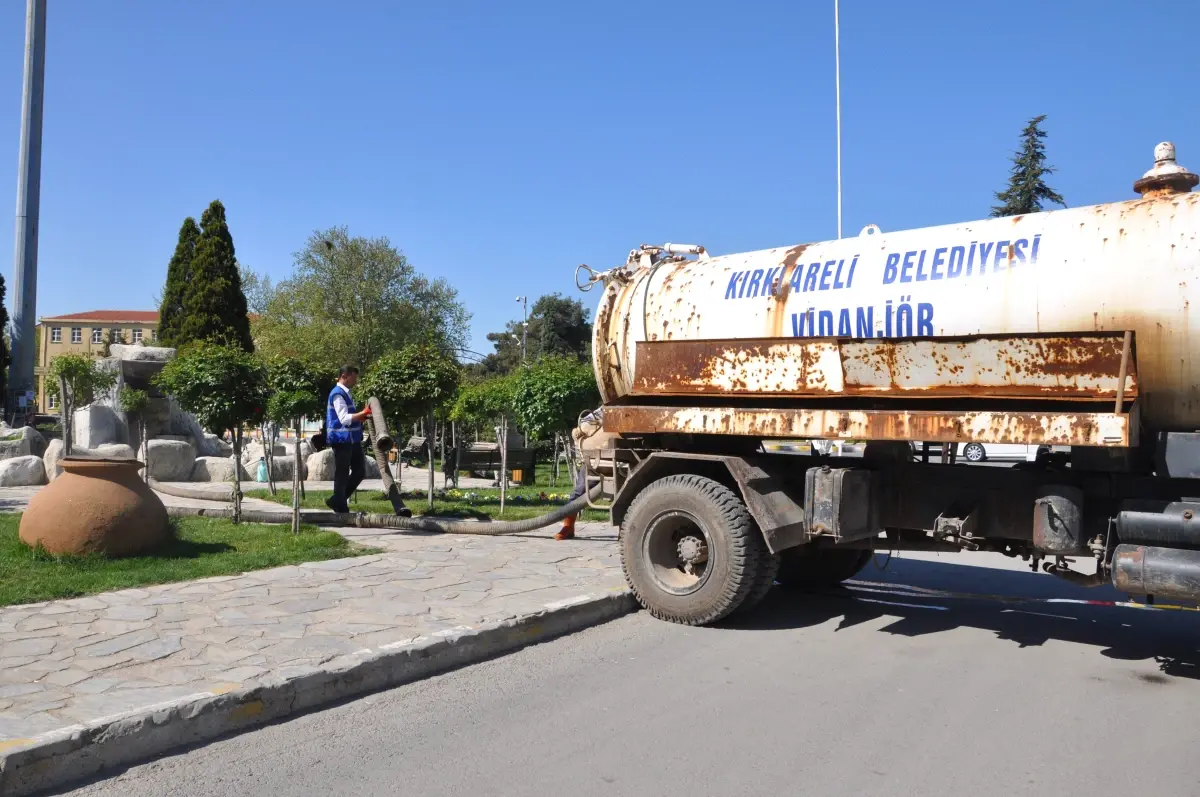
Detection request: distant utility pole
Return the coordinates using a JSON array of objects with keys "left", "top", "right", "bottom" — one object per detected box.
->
[
  {"left": 834, "top": 0, "right": 842, "bottom": 240},
  {"left": 515, "top": 295, "right": 528, "bottom": 362},
  {"left": 10, "top": 0, "right": 47, "bottom": 420}
]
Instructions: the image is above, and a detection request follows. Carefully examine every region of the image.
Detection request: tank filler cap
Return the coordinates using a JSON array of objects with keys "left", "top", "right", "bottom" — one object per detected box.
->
[
  {"left": 859, "top": 224, "right": 881, "bottom": 237},
  {"left": 1134, "top": 141, "right": 1199, "bottom": 197}
]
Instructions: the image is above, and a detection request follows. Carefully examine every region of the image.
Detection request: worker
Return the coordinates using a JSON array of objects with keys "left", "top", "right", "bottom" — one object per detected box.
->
[
  {"left": 325, "top": 364, "right": 372, "bottom": 514},
  {"left": 556, "top": 407, "right": 604, "bottom": 540}
]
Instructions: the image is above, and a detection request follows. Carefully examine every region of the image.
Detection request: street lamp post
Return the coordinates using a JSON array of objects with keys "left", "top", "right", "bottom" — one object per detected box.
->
[
  {"left": 9, "top": 0, "right": 47, "bottom": 422},
  {"left": 515, "top": 296, "right": 528, "bottom": 362}
]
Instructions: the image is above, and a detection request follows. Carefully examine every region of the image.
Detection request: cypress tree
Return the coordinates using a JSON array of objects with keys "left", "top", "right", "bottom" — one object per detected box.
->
[
  {"left": 0, "top": 274, "right": 10, "bottom": 402},
  {"left": 991, "top": 115, "right": 1066, "bottom": 217},
  {"left": 157, "top": 217, "right": 200, "bottom": 348},
  {"left": 177, "top": 200, "right": 254, "bottom": 352}
]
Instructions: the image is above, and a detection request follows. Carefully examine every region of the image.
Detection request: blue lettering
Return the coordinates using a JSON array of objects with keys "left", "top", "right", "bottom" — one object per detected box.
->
[
  {"left": 896, "top": 302, "right": 913, "bottom": 337},
  {"left": 947, "top": 246, "right": 965, "bottom": 278},
  {"left": 846, "top": 255, "right": 859, "bottom": 287},
  {"left": 766, "top": 267, "right": 783, "bottom": 295},
  {"left": 883, "top": 253, "right": 900, "bottom": 284},
  {"left": 856, "top": 306, "right": 874, "bottom": 338},
  {"left": 900, "top": 251, "right": 917, "bottom": 283},
  {"left": 976, "top": 242, "right": 994, "bottom": 274},
  {"left": 789, "top": 264, "right": 804, "bottom": 293},
  {"left": 1012, "top": 238, "right": 1028, "bottom": 264},
  {"left": 885, "top": 301, "right": 893, "bottom": 337},
  {"left": 818, "top": 310, "right": 834, "bottom": 336},
  {"left": 930, "top": 247, "right": 947, "bottom": 280},
  {"left": 747, "top": 269, "right": 764, "bottom": 296},
  {"left": 917, "top": 303, "right": 934, "bottom": 335},
  {"left": 967, "top": 242, "right": 977, "bottom": 276},
  {"left": 791, "top": 313, "right": 801, "bottom": 337},
  {"left": 737, "top": 271, "right": 749, "bottom": 298},
  {"left": 1031, "top": 234, "right": 1042, "bottom": 263},
  {"left": 820, "top": 260, "right": 835, "bottom": 291},
  {"left": 915, "top": 250, "right": 928, "bottom": 282},
  {"left": 837, "top": 308, "right": 852, "bottom": 336},
  {"left": 994, "top": 240, "right": 1010, "bottom": 271},
  {"left": 833, "top": 259, "right": 846, "bottom": 290},
  {"left": 803, "top": 263, "right": 820, "bottom": 292},
  {"left": 725, "top": 271, "right": 741, "bottom": 299}
]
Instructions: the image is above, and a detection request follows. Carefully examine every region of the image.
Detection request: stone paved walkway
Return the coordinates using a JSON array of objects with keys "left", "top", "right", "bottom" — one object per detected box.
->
[{"left": 0, "top": 513, "right": 621, "bottom": 744}]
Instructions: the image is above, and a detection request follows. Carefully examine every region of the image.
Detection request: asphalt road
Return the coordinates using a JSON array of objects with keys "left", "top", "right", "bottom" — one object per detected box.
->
[{"left": 62, "top": 552, "right": 1200, "bottom": 797}]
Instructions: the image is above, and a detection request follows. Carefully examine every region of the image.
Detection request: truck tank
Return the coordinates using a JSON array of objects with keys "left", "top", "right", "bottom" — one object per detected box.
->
[{"left": 589, "top": 144, "right": 1200, "bottom": 434}]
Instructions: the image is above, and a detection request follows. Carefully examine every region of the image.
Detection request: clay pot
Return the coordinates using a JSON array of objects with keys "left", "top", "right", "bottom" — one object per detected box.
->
[{"left": 20, "top": 457, "right": 169, "bottom": 557}]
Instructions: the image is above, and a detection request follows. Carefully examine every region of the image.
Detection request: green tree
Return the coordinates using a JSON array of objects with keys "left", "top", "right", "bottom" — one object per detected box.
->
[
  {"left": 170, "top": 201, "right": 254, "bottom": 352},
  {"left": 361, "top": 345, "right": 461, "bottom": 507},
  {"left": 239, "top": 263, "right": 274, "bottom": 316},
  {"left": 991, "top": 115, "right": 1066, "bottom": 217},
  {"left": 157, "top": 217, "right": 200, "bottom": 349},
  {"left": 511, "top": 357, "right": 599, "bottom": 441},
  {"left": 156, "top": 341, "right": 267, "bottom": 521},
  {"left": 117, "top": 387, "right": 149, "bottom": 481},
  {"left": 265, "top": 357, "right": 326, "bottom": 532},
  {"left": 474, "top": 293, "right": 591, "bottom": 377},
  {"left": 252, "top": 226, "right": 469, "bottom": 374},
  {"left": 451, "top": 374, "right": 517, "bottom": 511},
  {"left": 47, "top": 354, "right": 117, "bottom": 455}
]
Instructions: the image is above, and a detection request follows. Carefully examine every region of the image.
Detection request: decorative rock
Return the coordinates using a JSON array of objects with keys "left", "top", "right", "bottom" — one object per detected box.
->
[
  {"left": 43, "top": 438, "right": 65, "bottom": 481},
  {"left": 0, "top": 428, "right": 32, "bottom": 460},
  {"left": 20, "top": 458, "right": 168, "bottom": 556},
  {"left": 190, "top": 456, "right": 236, "bottom": 483},
  {"left": 203, "top": 433, "right": 233, "bottom": 457},
  {"left": 0, "top": 455, "right": 47, "bottom": 486},
  {"left": 24, "top": 425, "right": 47, "bottom": 458},
  {"left": 306, "top": 449, "right": 333, "bottom": 480},
  {"left": 145, "top": 439, "right": 196, "bottom": 481},
  {"left": 108, "top": 344, "right": 174, "bottom": 363},
  {"left": 74, "top": 404, "right": 123, "bottom": 449},
  {"left": 269, "top": 455, "right": 307, "bottom": 482}
]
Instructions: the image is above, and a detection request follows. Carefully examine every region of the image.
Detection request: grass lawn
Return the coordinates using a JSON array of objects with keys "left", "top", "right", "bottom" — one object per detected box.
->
[
  {"left": 0, "top": 514, "right": 376, "bottom": 608},
  {"left": 247, "top": 483, "right": 610, "bottom": 523}
]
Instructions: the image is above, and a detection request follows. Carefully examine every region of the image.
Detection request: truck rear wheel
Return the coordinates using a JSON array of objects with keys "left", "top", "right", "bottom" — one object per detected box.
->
[
  {"left": 736, "top": 550, "right": 781, "bottom": 615},
  {"left": 620, "top": 474, "right": 765, "bottom": 625},
  {"left": 776, "top": 547, "right": 872, "bottom": 591}
]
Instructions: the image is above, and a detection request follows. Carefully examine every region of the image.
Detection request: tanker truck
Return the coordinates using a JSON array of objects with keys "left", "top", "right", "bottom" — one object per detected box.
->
[{"left": 577, "top": 142, "right": 1200, "bottom": 626}]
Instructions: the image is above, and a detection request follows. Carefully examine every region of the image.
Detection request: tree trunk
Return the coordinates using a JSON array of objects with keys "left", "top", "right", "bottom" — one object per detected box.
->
[
  {"left": 499, "top": 415, "right": 508, "bottom": 515},
  {"left": 233, "top": 427, "right": 243, "bottom": 523},
  {"left": 450, "top": 421, "right": 458, "bottom": 489},
  {"left": 140, "top": 415, "right": 148, "bottom": 483},
  {"left": 427, "top": 413, "right": 435, "bottom": 509},
  {"left": 292, "top": 421, "right": 302, "bottom": 534},
  {"left": 265, "top": 424, "right": 278, "bottom": 496},
  {"left": 58, "top": 376, "right": 71, "bottom": 456}
]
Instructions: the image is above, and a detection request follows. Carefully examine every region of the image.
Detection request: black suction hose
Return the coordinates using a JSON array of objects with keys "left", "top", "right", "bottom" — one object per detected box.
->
[{"left": 158, "top": 482, "right": 604, "bottom": 536}]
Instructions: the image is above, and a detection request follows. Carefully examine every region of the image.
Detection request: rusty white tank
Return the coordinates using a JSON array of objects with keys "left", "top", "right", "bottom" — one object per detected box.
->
[{"left": 588, "top": 143, "right": 1200, "bottom": 432}]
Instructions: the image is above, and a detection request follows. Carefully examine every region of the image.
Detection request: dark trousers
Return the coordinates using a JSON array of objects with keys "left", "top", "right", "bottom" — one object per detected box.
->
[{"left": 331, "top": 442, "right": 366, "bottom": 513}]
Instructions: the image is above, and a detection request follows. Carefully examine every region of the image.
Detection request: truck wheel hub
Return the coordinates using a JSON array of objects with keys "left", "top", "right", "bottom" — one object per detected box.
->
[{"left": 677, "top": 535, "right": 708, "bottom": 566}]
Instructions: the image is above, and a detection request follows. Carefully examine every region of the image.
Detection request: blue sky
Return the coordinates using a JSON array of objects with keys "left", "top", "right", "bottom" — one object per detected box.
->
[{"left": 0, "top": 0, "right": 1196, "bottom": 355}]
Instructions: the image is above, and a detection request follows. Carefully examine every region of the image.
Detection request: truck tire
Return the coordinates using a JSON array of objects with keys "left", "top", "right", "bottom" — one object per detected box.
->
[
  {"left": 736, "top": 550, "right": 781, "bottom": 615},
  {"left": 776, "top": 547, "right": 872, "bottom": 591},
  {"left": 620, "top": 474, "right": 765, "bottom": 625}
]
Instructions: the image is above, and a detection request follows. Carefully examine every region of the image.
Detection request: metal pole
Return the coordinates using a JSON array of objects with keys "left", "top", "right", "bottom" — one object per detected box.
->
[
  {"left": 10, "top": 0, "right": 47, "bottom": 420},
  {"left": 834, "top": 0, "right": 842, "bottom": 240},
  {"left": 516, "top": 296, "right": 527, "bottom": 362}
]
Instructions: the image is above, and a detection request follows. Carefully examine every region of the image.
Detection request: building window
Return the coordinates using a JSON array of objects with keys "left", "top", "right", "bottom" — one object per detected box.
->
[
  {"left": 71, "top": 327, "right": 82, "bottom": 344},
  {"left": 110, "top": 328, "right": 121, "bottom": 343},
  {"left": 132, "top": 329, "right": 143, "bottom": 343},
  {"left": 47, "top": 392, "right": 57, "bottom": 409},
  {"left": 91, "top": 328, "right": 102, "bottom": 344},
  {"left": 50, "top": 327, "right": 61, "bottom": 343}
]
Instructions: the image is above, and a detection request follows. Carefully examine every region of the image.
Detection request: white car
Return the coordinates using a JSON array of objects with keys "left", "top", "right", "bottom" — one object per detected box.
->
[{"left": 911, "top": 441, "right": 1060, "bottom": 463}]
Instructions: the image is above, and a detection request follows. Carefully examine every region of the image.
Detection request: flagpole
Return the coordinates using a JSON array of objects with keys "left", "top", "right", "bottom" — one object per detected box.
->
[{"left": 834, "top": 0, "right": 842, "bottom": 239}]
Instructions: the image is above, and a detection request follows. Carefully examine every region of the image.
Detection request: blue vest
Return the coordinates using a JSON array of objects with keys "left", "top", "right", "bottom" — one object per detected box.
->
[{"left": 326, "top": 384, "right": 363, "bottom": 444}]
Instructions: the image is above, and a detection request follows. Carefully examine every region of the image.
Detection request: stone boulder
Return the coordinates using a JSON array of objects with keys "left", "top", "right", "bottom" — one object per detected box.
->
[
  {"left": 25, "top": 426, "right": 47, "bottom": 458},
  {"left": 74, "top": 404, "right": 123, "bottom": 449},
  {"left": 146, "top": 439, "right": 196, "bottom": 481},
  {"left": 190, "top": 456, "right": 237, "bottom": 483},
  {"left": 0, "top": 455, "right": 47, "bottom": 486},
  {"left": 203, "top": 433, "right": 233, "bottom": 457},
  {"left": 0, "top": 426, "right": 38, "bottom": 461},
  {"left": 43, "top": 438, "right": 64, "bottom": 481},
  {"left": 306, "top": 449, "right": 334, "bottom": 480}
]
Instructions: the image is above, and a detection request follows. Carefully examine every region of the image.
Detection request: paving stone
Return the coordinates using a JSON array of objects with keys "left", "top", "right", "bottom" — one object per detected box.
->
[
  {"left": 125, "top": 636, "right": 185, "bottom": 662},
  {"left": 91, "top": 619, "right": 153, "bottom": 635},
  {"left": 0, "top": 683, "right": 43, "bottom": 699},
  {"left": 212, "top": 666, "right": 267, "bottom": 683},
  {"left": 102, "top": 604, "right": 158, "bottom": 622},
  {"left": 73, "top": 653, "right": 135, "bottom": 673},
  {"left": 42, "top": 669, "right": 91, "bottom": 687},
  {"left": 74, "top": 628, "right": 159, "bottom": 658},
  {"left": 4, "top": 637, "right": 56, "bottom": 657},
  {"left": 15, "top": 616, "right": 59, "bottom": 632}
]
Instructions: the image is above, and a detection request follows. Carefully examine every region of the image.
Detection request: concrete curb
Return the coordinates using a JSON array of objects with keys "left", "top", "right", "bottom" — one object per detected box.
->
[{"left": 0, "top": 589, "right": 637, "bottom": 797}]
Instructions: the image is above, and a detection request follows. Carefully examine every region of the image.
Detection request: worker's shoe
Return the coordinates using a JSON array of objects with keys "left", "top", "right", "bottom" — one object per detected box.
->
[{"left": 555, "top": 515, "right": 577, "bottom": 541}]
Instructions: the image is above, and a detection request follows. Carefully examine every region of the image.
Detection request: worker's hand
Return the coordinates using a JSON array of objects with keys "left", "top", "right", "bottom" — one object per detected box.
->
[{"left": 362, "top": 405, "right": 372, "bottom": 417}]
